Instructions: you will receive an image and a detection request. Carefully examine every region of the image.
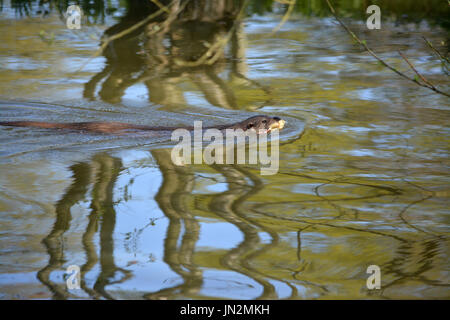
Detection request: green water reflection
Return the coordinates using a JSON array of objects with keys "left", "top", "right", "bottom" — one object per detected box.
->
[{"left": 0, "top": 0, "right": 449, "bottom": 299}]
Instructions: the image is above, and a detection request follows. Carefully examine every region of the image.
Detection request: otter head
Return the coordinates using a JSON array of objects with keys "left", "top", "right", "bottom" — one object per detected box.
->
[{"left": 233, "top": 116, "right": 286, "bottom": 134}]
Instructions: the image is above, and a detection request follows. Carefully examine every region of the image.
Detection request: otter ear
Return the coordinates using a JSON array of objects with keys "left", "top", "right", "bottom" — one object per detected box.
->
[{"left": 247, "top": 123, "right": 254, "bottom": 129}]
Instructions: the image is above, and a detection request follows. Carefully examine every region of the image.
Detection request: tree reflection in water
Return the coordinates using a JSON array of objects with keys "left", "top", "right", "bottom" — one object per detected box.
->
[
  {"left": 82, "top": 0, "right": 270, "bottom": 110},
  {"left": 38, "top": 154, "right": 131, "bottom": 299},
  {"left": 32, "top": 0, "right": 449, "bottom": 299}
]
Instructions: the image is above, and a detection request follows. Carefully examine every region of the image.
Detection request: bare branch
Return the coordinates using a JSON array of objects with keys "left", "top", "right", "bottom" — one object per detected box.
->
[
  {"left": 422, "top": 36, "right": 450, "bottom": 74},
  {"left": 398, "top": 51, "right": 435, "bottom": 88},
  {"left": 325, "top": 0, "right": 449, "bottom": 98}
]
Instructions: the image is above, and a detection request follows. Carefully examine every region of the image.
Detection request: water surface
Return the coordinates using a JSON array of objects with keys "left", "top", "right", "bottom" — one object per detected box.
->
[{"left": 0, "top": 1, "right": 449, "bottom": 299}]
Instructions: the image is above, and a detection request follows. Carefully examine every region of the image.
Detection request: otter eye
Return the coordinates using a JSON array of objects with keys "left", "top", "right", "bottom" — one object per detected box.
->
[
  {"left": 262, "top": 119, "right": 267, "bottom": 124},
  {"left": 247, "top": 123, "right": 254, "bottom": 129}
]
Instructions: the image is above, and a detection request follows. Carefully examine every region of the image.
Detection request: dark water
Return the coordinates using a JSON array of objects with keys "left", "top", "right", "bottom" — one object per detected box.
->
[{"left": 0, "top": 0, "right": 449, "bottom": 299}]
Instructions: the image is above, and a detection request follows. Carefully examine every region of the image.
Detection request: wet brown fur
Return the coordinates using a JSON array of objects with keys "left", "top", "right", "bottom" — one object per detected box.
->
[{"left": 0, "top": 116, "right": 284, "bottom": 135}]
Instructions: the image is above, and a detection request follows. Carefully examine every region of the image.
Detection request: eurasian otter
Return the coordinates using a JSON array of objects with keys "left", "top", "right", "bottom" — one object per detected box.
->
[{"left": 0, "top": 115, "right": 285, "bottom": 135}]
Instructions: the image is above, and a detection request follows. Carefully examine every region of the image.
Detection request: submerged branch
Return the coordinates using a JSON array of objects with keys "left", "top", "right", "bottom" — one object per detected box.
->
[
  {"left": 265, "top": 0, "right": 296, "bottom": 38},
  {"left": 173, "top": 0, "right": 251, "bottom": 67},
  {"left": 76, "top": 0, "right": 180, "bottom": 73},
  {"left": 151, "top": 0, "right": 171, "bottom": 13}
]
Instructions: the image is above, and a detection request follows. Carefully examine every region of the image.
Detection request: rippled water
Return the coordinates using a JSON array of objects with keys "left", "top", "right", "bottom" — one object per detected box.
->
[{"left": 0, "top": 2, "right": 449, "bottom": 299}]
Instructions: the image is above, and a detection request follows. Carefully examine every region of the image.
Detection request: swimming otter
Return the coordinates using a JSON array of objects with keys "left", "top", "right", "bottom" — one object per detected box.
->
[{"left": 0, "top": 115, "right": 285, "bottom": 135}]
